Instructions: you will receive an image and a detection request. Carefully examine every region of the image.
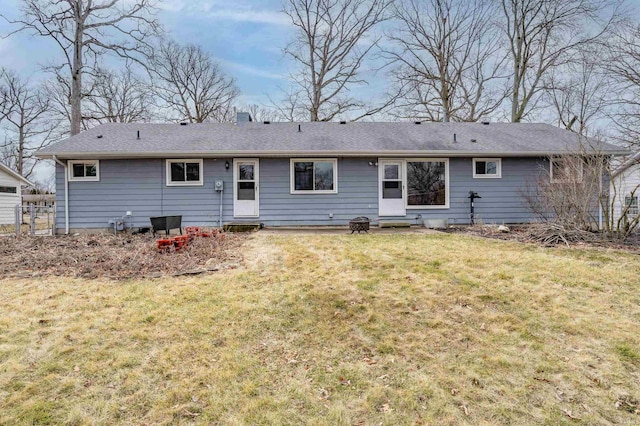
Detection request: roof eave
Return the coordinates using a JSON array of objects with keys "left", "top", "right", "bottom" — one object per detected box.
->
[
  {"left": 36, "top": 149, "right": 631, "bottom": 160},
  {"left": 0, "top": 164, "right": 34, "bottom": 186}
]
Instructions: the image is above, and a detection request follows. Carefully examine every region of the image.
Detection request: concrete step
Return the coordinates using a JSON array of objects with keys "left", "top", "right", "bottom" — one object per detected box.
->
[
  {"left": 223, "top": 222, "right": 263, "bottom": 232},
  {"left": 378, "top": 220, "right": 412, "bottom": 228}
]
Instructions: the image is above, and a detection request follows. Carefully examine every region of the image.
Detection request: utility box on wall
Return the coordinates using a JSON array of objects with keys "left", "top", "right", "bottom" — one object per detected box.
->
[{"left": 215, "top": 180, "right": 224, "bottom": 192}]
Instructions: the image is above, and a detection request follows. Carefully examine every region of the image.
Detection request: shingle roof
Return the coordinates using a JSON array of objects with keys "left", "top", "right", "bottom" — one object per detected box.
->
[{"left": 36, "top": 122, "right": 627, "bottom": 159}]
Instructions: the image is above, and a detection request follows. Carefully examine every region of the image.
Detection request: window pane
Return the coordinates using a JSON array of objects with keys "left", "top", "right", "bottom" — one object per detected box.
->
[
  {"left": 0, "top": 185, "right": 17, "bottom": 194},
  {"left": 186, "top": 162, "right": 200, "bottom": 181},
  {"left": 625, "top": 196, "right": 639, "bottom": 215},
  {"left": 72, "top": 163, "right": 85, "bottom": 178},
  {"left": 486, "top": 161, "right": 497, "bottom": 175},
  {"left": 314, "top": 161, "right": 334, "bottom": 191},
  {"left": 384, "top": 164, "right": 399, "bottom": 180},
  {"left": 383, "top": 181, "right": 402, "bottom": 199},
  {"left": 238, "top": 182, "right": 255, "bottom": 200},
  {"left": 407, "top": 161, "right": 446, "bottom": 206},
  {"left": 475, "top": 161, "right": 486, "bottom": 175},
  {"left": 85, "top": 164, "right": 97, "bottom": 177},
  {"left": 171, "top": 162, "right": 185, "bottom": 182},
  {"left": 294, "top": 162, "right": 313, "bottom": 191},
  {"left": 239, "top": 164, "right": 254, "bottom": 181}
]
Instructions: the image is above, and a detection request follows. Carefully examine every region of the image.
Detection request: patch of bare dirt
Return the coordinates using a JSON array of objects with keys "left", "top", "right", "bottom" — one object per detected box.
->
[{"left": 0, "top": 232, "right": 247, "bottom": 280}]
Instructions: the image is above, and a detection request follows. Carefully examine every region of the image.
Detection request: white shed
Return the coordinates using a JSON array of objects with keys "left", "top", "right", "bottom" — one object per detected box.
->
[
  {"left": 611, "top": 152, "right": 640, "bottom": 229},
  {"left": 0, "top": 163, "right": 33, "bottom": 225}
]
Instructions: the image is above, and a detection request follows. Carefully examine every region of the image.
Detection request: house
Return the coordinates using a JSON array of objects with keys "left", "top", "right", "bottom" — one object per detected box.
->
[
  {"left": 0, "top": 163, "right": 33, "bottom": 225},
  {"left": 610, "top": 151, "right": 640, "bottom": 229},
  {"left": 36, "top": 115, "right": 627, "bottom": 234}
]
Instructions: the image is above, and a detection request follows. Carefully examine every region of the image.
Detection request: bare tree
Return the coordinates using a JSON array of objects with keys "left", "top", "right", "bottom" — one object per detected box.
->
[
  {"left": 607, "top": 23, "right": 640, "bottom": 148},
  {"left": 543, "top": 50, "right": 612, "bottom": 135},
  {"left": 282, "top": 0, "right": 392, "bottom": 121},
  {"left": 387, "top": 0, "right": 508, "bottom": 122},
  {"left": 2, "top": 0, "right": 161, "bottom": 135},
  {"left": 0, "top": 69, "right": 60, "bottom": 179},
  {"left": 84, "top": 67, "right": 153, "bottom": 125},
  {"left": 151, "top": 40, "right": 239, "bottom": 123},
  {"left": 242, "top": 104, "right": 280, "bottom": 123},
  {"left": 500, "top": 0, "right": 620, "bottom": 123}
]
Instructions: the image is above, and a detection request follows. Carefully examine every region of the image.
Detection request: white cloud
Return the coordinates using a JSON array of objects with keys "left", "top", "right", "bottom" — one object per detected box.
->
[
  {"left": 217, "top": 58, "right": 285, "bottom": 80},
  {"left": 207, "top": 9, "right": 289, "bottom": 26},
  {"left": 159, "top": 1, "right": 289, "bottom": 26}
]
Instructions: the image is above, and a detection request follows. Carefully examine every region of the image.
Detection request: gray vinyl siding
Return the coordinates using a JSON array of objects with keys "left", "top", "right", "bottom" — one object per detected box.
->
[{"left": 55, "top": 157, "right": 545, "bottom": 231}]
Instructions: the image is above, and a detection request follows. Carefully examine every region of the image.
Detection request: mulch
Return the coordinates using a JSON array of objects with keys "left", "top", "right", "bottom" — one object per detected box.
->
[{"left": 0, "top": 232, "right": 247, "bottom": 280}]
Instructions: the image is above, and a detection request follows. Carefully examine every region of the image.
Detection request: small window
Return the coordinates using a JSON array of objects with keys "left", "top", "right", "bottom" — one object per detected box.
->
[
  {"left": 550, "top": 157, "right": 583, "bottom": 183},
  {"left": 68, "top": 160, "right": 100, "bottom": 181},
  {"left": 473, "top": 158, "right": 501, "bottom": 178},
  {"left": 0, "top": 185, "right": 18, "bottom": 194},
  {"left": 290, "top": 159, "right": 338, "bottom": 194},
  {"left": 625, "top": 196, "right": 639, "bottom": 216},
  {"left": 166, "top": 159, "right": 203, "bottom": 186}
]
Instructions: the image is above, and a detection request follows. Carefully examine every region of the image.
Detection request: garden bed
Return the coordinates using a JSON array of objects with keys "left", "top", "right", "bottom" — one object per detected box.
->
[{"left": 0, "top": 232, "right": 247, "bottom": 280}]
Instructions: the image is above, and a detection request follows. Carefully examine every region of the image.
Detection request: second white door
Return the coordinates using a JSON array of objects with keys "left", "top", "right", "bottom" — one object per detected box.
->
[{"left": 233, "top": 159, "right": 259, "bottom": 217}]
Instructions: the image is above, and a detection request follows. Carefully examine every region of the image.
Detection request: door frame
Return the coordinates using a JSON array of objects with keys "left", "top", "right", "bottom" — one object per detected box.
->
[
  {"left": 233, "top": 158, "right": 260, "bottom": 218},
  {"left": 378, "top": 158, "right": 407, "bottom": 217}
]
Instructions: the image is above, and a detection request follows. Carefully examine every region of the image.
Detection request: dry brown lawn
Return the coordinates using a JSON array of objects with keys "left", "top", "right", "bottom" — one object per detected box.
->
[{"left": 1, "top": 232, "right": 639, "bottom": 425}]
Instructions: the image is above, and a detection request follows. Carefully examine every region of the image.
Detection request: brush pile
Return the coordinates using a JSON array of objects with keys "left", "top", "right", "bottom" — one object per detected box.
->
[
  {"left": 0, "top": 231, "right": 246, "bottom": 280},
  {"left": 520, "top": 223, "right": 601, "bottom": 247}
]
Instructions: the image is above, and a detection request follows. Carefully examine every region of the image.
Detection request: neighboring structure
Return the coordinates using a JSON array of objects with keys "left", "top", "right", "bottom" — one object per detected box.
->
[
  {"left": 611, "top": 151, "right": 640, "bottom": 229},
  {"left": 36, "top": 116, "right": 627, "bottom": 233},
  {"left": 0, "top": 163, "right": 33, "bottom": 225}
]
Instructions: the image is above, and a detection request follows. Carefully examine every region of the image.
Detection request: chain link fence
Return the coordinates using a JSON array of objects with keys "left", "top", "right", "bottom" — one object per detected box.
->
[{"left": 0, "top": 204, "right": 55, "bottom": 237}]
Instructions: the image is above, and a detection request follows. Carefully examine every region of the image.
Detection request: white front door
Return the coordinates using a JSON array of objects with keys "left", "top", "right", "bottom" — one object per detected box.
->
[
  {"left": 233, "top": 159, "right": 259, "bottom": 217},
  {"left": 379, "top": 160, "right": 406, "bottom": 216}
]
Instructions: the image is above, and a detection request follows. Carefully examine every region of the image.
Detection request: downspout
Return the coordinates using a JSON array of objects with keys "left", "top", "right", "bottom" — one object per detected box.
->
[{"left": 52, "top": 156, "right": 69, "bottom": 235}]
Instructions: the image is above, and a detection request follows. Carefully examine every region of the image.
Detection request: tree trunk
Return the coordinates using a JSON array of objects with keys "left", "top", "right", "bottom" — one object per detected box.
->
[{"left": 71, "top": 19, "right": 83, "bottom": 136}]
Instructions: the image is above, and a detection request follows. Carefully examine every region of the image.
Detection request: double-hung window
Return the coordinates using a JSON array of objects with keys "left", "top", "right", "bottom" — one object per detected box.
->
[
  {"left": 473, "top": 158, "right": 501, "bottom": 178},
  {"left": 166, "top": 159, "right": 203, "bottom": 186},
  {"left": 406, "top": 159, "right": 449, "bottom": 208},
  {"left": 550, "top": 157, "right": 583, "bottom": 183},
  {"left": 68, "top": 160, "right": 100, "bottom": 182},
  {"left": 290, "top": 159, "right": 337, "bottom": 194},
  {"left": 625, "top": 196, "right": 639, "bottom": 216}
]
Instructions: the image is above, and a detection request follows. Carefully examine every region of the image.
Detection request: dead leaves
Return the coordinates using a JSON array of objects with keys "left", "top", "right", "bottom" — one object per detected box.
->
[{"left": 615, "top": 395, "right": 640, "bottom": 414}]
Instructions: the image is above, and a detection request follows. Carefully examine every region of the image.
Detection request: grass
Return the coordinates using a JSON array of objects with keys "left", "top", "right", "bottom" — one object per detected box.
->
[
  {"left": 1, "top": 232, "right": 639, "bottom": 425},
  {"left": 0, "top": 214, "right": 52, "bottom": 235}
]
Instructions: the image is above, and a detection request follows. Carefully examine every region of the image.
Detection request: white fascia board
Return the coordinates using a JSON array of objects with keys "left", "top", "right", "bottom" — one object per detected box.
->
[{"left": 36, "top": 149, "right": 631, "bottom": 160}]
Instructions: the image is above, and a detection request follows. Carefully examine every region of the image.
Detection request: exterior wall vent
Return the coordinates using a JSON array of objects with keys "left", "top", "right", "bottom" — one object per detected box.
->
[
  {"left": 339, "top": 121, "right": 347, "bottom": 124},
  {"left": 263, "top": 121, "right": 271, "bottom": 124},
  {"left": 180, "top": 122, "right": 188, "bottom": 126},
  {"left": 482, "top": 121, "right": 490, "bottom": 125}
]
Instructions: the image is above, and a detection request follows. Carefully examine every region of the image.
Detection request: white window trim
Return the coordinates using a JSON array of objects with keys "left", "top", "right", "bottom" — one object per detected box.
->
[
  {"left": 405, "top": 158, "right": 450, "bottom": 209},
  {"left": 68, "top": 160, "right": 100, "bottom": 182},
  {"left": 550, "top": 157, "right": 584, "bottom": 183},
  {"left": 290, "top": 158, "right": 338, "bottom": 194},
  {"left": 166, "top": 159, "right": 204, "bottom": 186},
  {"left": 625, "top": 195, "right": 639, "bottom": 216},
  {"left": 472, "top": 158, "right": 502, "bottom": 179}
]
